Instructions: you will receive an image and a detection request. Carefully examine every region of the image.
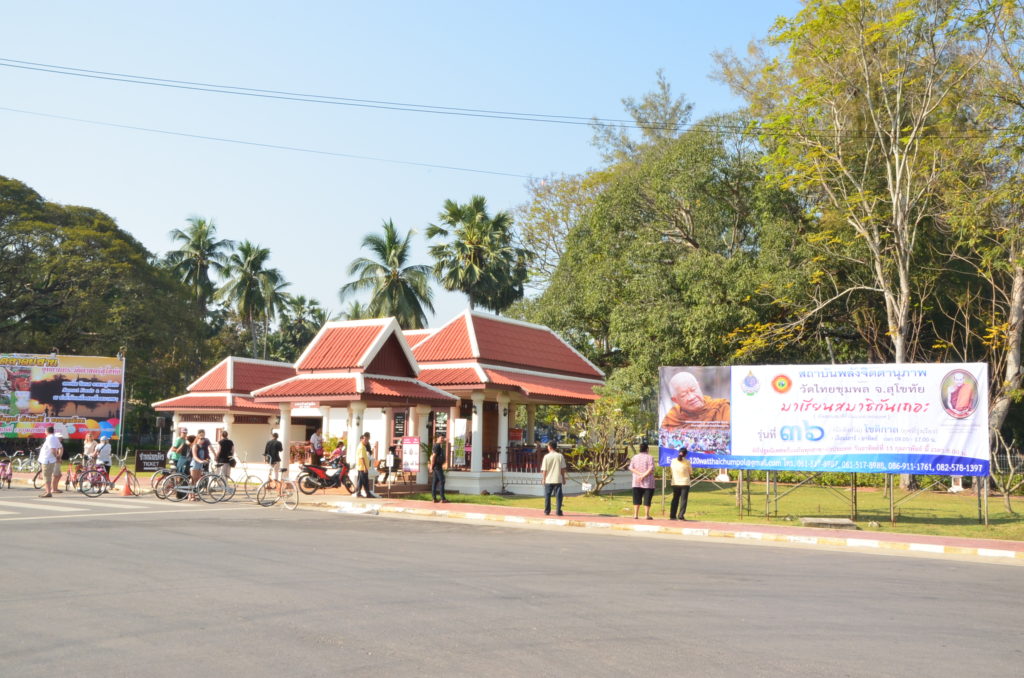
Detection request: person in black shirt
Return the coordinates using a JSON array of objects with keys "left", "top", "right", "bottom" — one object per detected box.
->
[
  {"left": 264, "top": 432, "right": 283, "bottom": 482},
  {"left": 429, "top": 433, "right": 449, "bottom": 503},
  {"left": 216, "top": 430, "right": 235, "bottom": 479}
]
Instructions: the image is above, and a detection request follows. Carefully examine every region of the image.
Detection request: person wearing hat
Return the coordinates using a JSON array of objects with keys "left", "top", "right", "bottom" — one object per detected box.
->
[
  {"left": 96, "top": 435, "right": 113, "bottom": 478},
  {"left": 670, "top": 446, "right": 693, "bottom": 520}
]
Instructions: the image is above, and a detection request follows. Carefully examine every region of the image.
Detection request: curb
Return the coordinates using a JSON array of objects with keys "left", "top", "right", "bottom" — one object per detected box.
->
[{"left": 327, "top": 500, "right": 1024, "bottom": 563}]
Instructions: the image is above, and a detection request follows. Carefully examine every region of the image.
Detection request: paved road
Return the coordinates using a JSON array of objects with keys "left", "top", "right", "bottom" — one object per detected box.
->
[{"left": 5, "top": 488, "right": 1020, "bottom": 677}]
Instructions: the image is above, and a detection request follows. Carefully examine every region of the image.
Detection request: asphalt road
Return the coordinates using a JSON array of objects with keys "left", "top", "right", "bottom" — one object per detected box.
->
[{"left": 3, "top": 489, "right": 1020, "bottom": 678}]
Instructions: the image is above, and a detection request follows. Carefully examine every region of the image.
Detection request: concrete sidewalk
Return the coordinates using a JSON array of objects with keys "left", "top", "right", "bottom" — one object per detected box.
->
[{"left": 320, "top": 494, "right": 1024, "bottom": 564}]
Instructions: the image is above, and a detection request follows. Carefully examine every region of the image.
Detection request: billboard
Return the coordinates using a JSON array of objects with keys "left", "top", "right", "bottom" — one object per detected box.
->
[
  {"left": 0, "top": 353, "right": 123, "bottom": 439},
  {"left": 658, "top": 363, "right": 989, "bottom": 476}
]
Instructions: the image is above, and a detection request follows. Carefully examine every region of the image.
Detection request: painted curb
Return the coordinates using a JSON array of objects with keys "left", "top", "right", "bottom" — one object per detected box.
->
[{"left": 327, "top": 501, "right": 1024, "bottom": 562}]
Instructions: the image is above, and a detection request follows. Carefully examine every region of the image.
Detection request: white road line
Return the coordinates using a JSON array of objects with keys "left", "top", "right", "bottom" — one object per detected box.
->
[
  {"left": 0, "top": 509, "right": 17, "bottom": 515},
  {"left": 0, "top": 500, "right": 84, "bottom": 512},
  {"left": 46, "top": 497, "right": 156, "bottom": 509},
  {"left": 0, "top": 504, "right": 262, "bottom": 522}
]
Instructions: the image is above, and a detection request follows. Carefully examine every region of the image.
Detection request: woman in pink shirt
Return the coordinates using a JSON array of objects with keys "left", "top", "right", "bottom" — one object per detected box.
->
[{"left": 629, "top": 442, "right": 656, "bottom": 520}]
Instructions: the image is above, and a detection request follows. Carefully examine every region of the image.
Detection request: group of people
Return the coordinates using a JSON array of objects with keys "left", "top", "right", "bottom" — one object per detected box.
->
[
  {"left": 168, "top": 428, "right": 235, "bottom": 501},
  {"left": 626, "top": 442, "right": 692, "bottom": 520},
  {"left": 37, "top": 427, "right": 113, "bottom": 498}
]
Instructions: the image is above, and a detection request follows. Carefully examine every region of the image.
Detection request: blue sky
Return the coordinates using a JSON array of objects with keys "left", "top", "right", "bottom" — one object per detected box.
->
[{"left": 1, "top": 0, "right": 799, "bottom": 324}]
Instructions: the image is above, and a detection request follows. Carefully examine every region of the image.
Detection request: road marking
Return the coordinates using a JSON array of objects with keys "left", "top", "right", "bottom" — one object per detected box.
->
[
  {"left": 0, "top": 500, "right": 83, "bottom": 512},
  {"left": 0, "top": 504, "right": 263, "bottom": 522},
  {"left": 0, "top": 509, "right": 17, "bottom": 515},
  {"left": 48, "top": 497, "right": 156, "bottom": 509}
]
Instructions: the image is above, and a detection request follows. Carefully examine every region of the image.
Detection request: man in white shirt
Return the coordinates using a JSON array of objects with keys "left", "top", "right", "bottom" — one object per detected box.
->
[
  {"left": 309, "top": 428, "right": 324, "bottom": 464},
  {"left": 38, "top": 426, "right": 63, "bottom": 498},
  {"left": 541, "top": 441, "right": 567, "bottom": 516}
]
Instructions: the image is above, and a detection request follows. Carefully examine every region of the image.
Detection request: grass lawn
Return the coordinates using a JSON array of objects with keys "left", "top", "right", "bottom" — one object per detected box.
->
[{"left": 408, "top": 483, "right": 1024, "bottom": 542}]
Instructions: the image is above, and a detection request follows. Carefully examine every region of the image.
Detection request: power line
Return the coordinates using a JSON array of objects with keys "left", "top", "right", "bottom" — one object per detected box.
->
[
  {"left": 0, "top": 56, "right": 1014, "bottom": 140},
  {"left": 0, "top": 106, "right": 533, "bottom": 179}
]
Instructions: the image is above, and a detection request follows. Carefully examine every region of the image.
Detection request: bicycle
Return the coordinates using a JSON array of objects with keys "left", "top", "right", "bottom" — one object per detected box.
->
[
  {"left": 79, "top": 463, "right": 141, "bottom": 498},
  {"left": 157, "top": 469, "right": 228, "bottom": 503},
  {"left": 217, "top": 457, "right": 262, "bottom": 502},
  {"left": 12, "top": 450, "right": 40, "bottom": 473},
  {"left": 255, "top": 478, "right": 298, "bottom": 510}
]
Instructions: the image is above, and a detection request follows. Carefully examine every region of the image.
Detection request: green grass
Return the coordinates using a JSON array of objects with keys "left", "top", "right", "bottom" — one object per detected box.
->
[{"left": 408, "top": 483, "right": 1024, "bottom": 542}]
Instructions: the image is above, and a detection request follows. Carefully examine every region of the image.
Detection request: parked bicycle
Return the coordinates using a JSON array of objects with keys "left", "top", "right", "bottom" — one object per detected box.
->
[
  {"left": 255, "top": 478, "right": 298, "bottom": 510},
  {"left": 215, "top": 457, "right": 262, "bottom": 502},
  {"left": 80, "top": 463, "right": 140, "bottom": 497},
  {"left": 156, "top": 470, "right": 227, "bottom": 503}
]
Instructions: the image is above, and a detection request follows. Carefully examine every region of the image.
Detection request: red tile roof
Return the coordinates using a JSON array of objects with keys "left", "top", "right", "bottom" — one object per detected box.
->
[
  {"left": 153, "top": 393, "right": 279, "bottom": 413},
  {"left": 232, "top": 361, "right": 296, "bottom": 393},
  {"left": 296, "top": 323, "right": 387, "bottom": 372},
  {"left": 362, "top": 378, "right": 457, "bottom": 406},
  {"left": 411, "top": 314, "right": 475, "bottom": 362},
  {"left": 252, "top": 374, "right": 455, "bottom": 407},
  {"left": 189, "top": 361, "right": 229, "bottom": 392},
  {"left": 253, "top": 376, "right": 359, "bottom": 400},
  {"left": 417, "top": 367, "right": 483, "bottom": 387},
  {"left": 472, "top": 315, "right": 603, "bottom": 378},
  {"left": 483, "top": 368, "right": 601, "bottom": 403},
  {"left": 402, "top": 329, "right": 435, "bottom": 348}
]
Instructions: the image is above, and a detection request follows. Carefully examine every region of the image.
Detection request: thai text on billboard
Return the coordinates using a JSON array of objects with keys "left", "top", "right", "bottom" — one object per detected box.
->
[
  {"left": 0, "top": 353, "right": 123, "bottom": 439},
  {"left": 658, "top": 363, "right": 989, "bottom": 476}
]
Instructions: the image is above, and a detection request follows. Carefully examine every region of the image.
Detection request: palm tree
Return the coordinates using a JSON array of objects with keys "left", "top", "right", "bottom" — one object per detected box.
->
[
  {"left": 339, "top": 220, "right": 435, "bottom": 329},
  {"left": 337, "top": 300, "right": 371, "bottom": 321},
  {"left": 166, "top": 216, "right": 234, "bottom": 318},
  {"left": 270, "top": 295, "right": 327, "bottom": 362},
  {"left": 261, "top": 278, "right": 292, "bottom": 359},
  {"left": 427, "top": 195, "right": 529, "bottom": 314},
  {"left": 218, "top": 240, "right": 285, "bottom": 358}
]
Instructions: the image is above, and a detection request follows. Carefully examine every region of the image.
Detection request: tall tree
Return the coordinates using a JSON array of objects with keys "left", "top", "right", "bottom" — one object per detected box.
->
[
  {"left": 715, "top": 0, "right": 988, "bottom": 366},
  {"left": 165, "top": 216, "right": 233, "bottom": 319},
  {"left": 339, "top": 219, "right": 434, "bottom": 329},
  {"left": 218, "top": 240, "right": 286, "bottom": 358},
  {"left": 590, "top": 68, "right": 695, "bottom": 164},
  {"left": 427, "top": 196, "right": 529, "bottom": 314}
]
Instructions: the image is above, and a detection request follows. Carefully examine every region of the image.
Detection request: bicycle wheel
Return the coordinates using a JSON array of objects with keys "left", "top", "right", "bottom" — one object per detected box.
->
[
  {"left": 150, "top": 468, "right": 171, "bottom": 490},
  {"left": 125, "top": 472, "right": 141, "bottom": 497},
  {"left": 33, "top": 469, "right": 44, "bottom": 490},
  {"left": 162, "top": 474, "right": 189, "bottom": 502},
  {"left": 241, "top": 475, "right": 262, "bottom": 501},
  {"left": 281, "top": 481, "right": 298, "bottom": 510},
  {"left": 221, "top": 475, "right": 237, "bottom": 500},
  {"left": 297, "top": 473, "right": 319, "bottom": 495},
  {"left": 197, "top": 475, "right": 228, "bottom": 503},
  {"left": 255, "top": 481, "right": 278, "bottom": 507},
  {"left": 79, "top": 470, "right": 105, "bottom": 497}
]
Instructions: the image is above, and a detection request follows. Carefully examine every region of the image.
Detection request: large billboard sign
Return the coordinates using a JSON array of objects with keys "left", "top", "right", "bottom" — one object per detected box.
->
[
  {"left": 0, "top": 353, "right": 123, "bottom": 439},
  {"left": 658, "top": 363, "right": 989, "bottom": 476}
]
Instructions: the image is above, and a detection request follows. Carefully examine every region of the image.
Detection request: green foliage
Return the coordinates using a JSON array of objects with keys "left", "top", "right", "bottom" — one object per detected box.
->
[{"left": 340, "top": 219, "right": 434, "bottom": 329}]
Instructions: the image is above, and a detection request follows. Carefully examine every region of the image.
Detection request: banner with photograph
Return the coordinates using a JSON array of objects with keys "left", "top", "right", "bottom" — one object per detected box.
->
[
  {"left": 401, "top": 436, "right": 421, "bottom": 473},
  {"left": 658, "top": 363, "right": 989, "bottom": 476},
  {"left": 0, "top": 353, "right": 123, "bottom": 439}
]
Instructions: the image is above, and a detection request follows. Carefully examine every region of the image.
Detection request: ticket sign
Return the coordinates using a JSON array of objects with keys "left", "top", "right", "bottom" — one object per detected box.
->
[
  {"left": 401, "top": 436, "right": 420, "bottom": 473},
  {"left": 0, "top": 353, "right": 123, "bottom": 439},
  {"left": 658, "top": 363, "right": 989, "bottom": 476}
]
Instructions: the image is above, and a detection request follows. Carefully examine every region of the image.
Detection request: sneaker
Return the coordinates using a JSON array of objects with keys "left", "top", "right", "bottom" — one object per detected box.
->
[
  {"left": 441, "top": 499, "right": 450, "bottom": 503},
  {"left": 39, "top": 493, "right": 52, "bottom": 498},
  {"left": 669, "top": 517, "right": 677, "bottom": 520},
  {"left": 556, "top": 511, "right": 564, "bottom": 516}
]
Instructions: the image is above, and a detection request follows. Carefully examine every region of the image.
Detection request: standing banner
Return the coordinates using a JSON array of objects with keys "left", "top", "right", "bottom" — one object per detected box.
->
[
  {"left": 0, "top": 353, "right": 123, "bottom": 439},
  {"left": 401, "top": 436, "right": 421, "bottom": 473},
  {"left": 451, "top": 418, "right": 467, "bottom": 466},
  {"left": 659, "top": 363, "right": 989, "bottom": 476}
]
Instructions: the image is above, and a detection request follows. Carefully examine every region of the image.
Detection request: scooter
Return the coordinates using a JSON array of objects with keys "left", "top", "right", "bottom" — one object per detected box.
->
[{"left": 296, "top": 455, "right": 353, "bottom": 495}]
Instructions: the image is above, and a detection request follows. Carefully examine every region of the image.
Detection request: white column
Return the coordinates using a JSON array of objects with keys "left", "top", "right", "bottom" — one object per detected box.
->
[
  {"left": 415, "top": 404, "right": 431, "bottom": 484},
  {"left": 526, "top": 404, "right": 537, "bottom": 445},
  {"left": 497, "top": 394, "right": 510, "bottom": 469},
  {"left": 319, "top": 405, "right": 331, "bottom": 438},
  {"left": 278, "top": 404, "right": 292, "bottom": 480},
  {"left": 172, "top": 414, "right": 181, "bottom": 435},
  {"left": 347, "top": 401, "right": 366, "bottom": 467},
  {"left": 471, "top": 392, "right": 485, "bottom": 473},
  {"left": 383, "top": 408, "right": 394, "bottom": 451}
]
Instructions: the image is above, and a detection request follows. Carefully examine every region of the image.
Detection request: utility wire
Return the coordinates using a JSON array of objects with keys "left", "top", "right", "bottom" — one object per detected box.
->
[
  {"left": 0, "top": 106, "right": 533, "bottom": 179},
  {"left": 0, "top": 56, "right": 1014, "bottom": 139}
]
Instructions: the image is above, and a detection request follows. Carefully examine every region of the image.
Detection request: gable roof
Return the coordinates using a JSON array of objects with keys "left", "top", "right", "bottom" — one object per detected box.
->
[
  {"left": 413, "top": 310, "right": 603, "bottom": 379},
  {"left": 188, "top": 356, "right": 296, "bottom": 393},
  {"left": 294, "top": 318, "right": 419, "bottom": 374}
]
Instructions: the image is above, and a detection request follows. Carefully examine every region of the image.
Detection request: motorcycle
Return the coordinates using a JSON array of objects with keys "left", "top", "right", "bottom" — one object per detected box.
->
[{"left": 296, "top": 454, "right": 354, "bottom": 495}]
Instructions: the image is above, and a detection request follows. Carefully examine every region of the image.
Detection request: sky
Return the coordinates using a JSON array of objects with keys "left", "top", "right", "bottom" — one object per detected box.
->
[{"left": 0, "top": 0, "right": 800, "bottom": 326}]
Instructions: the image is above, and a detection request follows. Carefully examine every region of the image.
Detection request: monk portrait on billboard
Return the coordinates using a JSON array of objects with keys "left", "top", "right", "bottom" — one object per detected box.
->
[{"left": 661, "top": 371, "right": 730, "bottom": 427}]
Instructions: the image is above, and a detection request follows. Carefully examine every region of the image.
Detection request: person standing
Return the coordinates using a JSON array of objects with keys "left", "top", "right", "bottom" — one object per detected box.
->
[
  {"left": 670, "top": 447, "right": 693, "bottom": 520},
  {"left": 309, "top": 427, "right": 324, "bottom": 465},
  {"left": 190, "top": 430, "right": 211, "bottom": 501},
  {"left": 541, "top": 441, "right": 567, "bottom": 516},
  {"left": 264, "top": 432, "right": 283, "bottom": 481},
  {"left": 629, "top": 442, "right": 656, "bottom": 520},
  {"left": 83, "top": 431, "right": 98, "bottom": 468},
  {"left": 37, "top": 426, "right": 63, "bottom": 497},
  {"left": 215, "top": 430, "right": 235, "bottom": 479},
  {"left": 353, "top": 432, "right": 373, "bottom": 499},
  {"left": 95, "top": 436, "right": 112, "bottom": 478},
  {"left": 174, "top": 429, "right": 191, "bottom": 475},
  {"left": 429, "top": 433, "right": 449, "bottom": 503}
]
